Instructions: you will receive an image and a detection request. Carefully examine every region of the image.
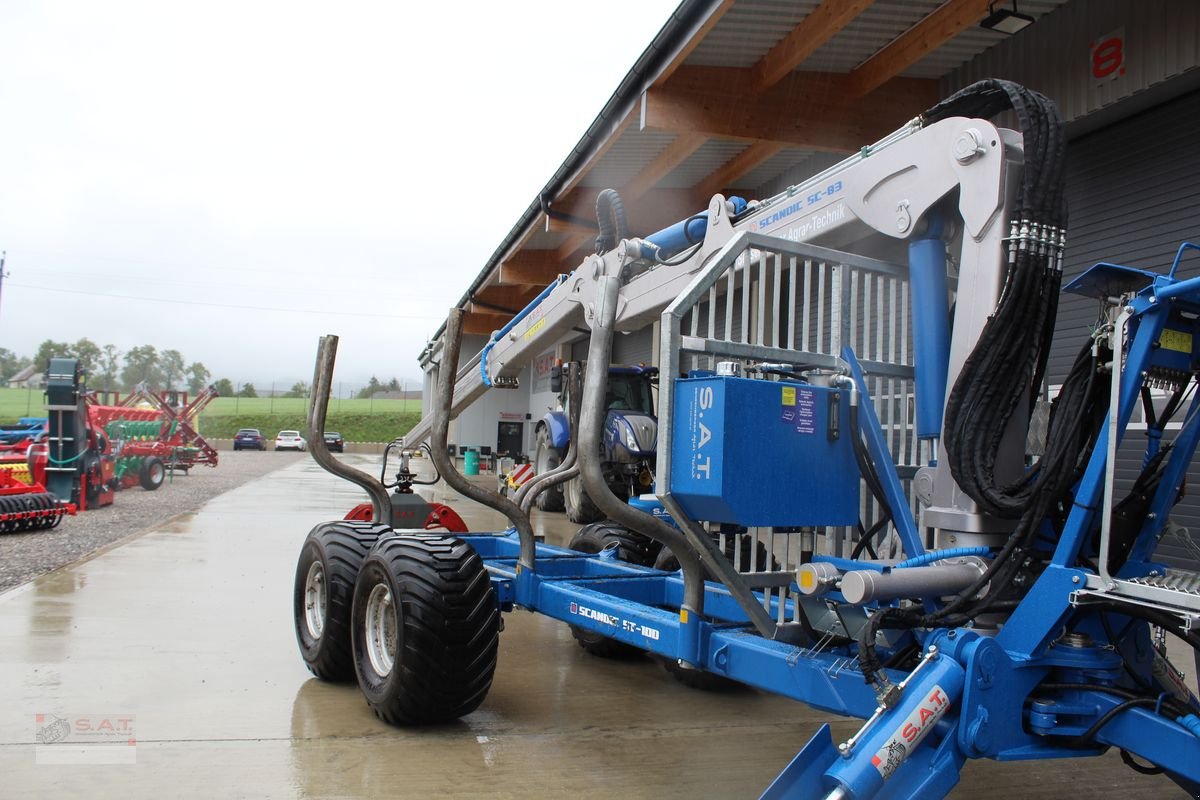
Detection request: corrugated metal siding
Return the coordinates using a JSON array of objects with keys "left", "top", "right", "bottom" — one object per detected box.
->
[
  {"left": 579, "top": 130, "right": 678, "bottom": 187},
  {"left": 688, "top": 0, "right": 1068, "bottom": 76},
  {"left": 902, "top": 1, "right": 1066, "bottom": 78},
  {"left": 804, "top": 0, "right": 947, "bottom": 73},
  {"left": 741, "top": 147, "right": 819, "bottom": 194},
  {"left": 687, "top": 0, "right": 822, "bottom": 68},
  {"left": 1050, "top": 88, "right": 1200, "bottom": 568},
  {"left": 946, "top": 0, "right": 1200, "bottom": 124},
  {"left": 612, "top": 327, "right": 655, "bottom": 365},
  {"left": 659, "top": 139, "right": 751, "bottom": 188},
  {"left": 752, "top": 150, "right": 844, "bottom": 198}
]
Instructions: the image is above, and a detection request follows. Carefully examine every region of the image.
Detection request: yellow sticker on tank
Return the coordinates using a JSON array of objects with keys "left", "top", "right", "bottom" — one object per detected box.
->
[
  {"left": 782, "top": 386, "right": 796, "bottom": 406},
  {"left": 1160, "top": 329, "right": 1192, "bottom": 353},
  {"left": 680, "top": 609, "right": 689, "bottom": 624}
]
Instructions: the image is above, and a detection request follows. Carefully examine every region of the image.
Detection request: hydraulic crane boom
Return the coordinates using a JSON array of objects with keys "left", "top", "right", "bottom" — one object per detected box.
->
[{"left": 407, "top": 114, "right": 1015, "bottom": 444}]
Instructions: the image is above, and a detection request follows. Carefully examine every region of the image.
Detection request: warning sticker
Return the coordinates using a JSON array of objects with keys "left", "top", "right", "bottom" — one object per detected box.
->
[
  {"left": 782, "top": 386, "right": 796, "bottom": 406},
  {"left": 796, "top": 388, "right": 816, "bottom": 434},
  {"left": 1161, "top": 329, "right": 1193, "bottom": 354},
  {"left": 870, "top": 684, "right": 951, "bottom": 781}
]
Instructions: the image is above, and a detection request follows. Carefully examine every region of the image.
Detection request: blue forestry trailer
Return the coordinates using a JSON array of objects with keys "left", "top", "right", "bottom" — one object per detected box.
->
[{"left": 293, "top": 80, "right": 1200, "bottom": 798}]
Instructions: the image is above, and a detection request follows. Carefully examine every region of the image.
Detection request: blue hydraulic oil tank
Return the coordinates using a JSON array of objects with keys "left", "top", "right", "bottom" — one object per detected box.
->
[{"left": 669, "top": 376, "right": 858, "bottom": 526}]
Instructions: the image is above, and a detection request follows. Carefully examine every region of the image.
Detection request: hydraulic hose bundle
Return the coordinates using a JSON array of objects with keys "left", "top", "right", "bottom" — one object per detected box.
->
[
  {"left": 858, "top": 80, "right": 1108, "bottom": 688},
  {"left": 933, "top": 79, "right": 1071, "bottom": 520}
]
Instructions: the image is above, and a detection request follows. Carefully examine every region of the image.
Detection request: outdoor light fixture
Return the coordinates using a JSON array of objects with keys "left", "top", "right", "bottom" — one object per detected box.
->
[{"left": 980, "top": 1, "right": 1034, "bottom": 34}]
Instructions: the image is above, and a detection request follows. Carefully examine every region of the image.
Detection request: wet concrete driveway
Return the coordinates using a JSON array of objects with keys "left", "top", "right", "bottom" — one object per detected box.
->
[{"left": 0, "top": 456, "right": 1187, "bottom": 798}]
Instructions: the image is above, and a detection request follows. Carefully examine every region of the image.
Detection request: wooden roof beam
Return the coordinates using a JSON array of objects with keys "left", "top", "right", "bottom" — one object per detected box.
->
[
  {"left": 626, "top": 132, "right": 710, "bottom": 198},
  {"left": 462, "top": 310, "right": 512, "bottom": 337},
  {"left": 847, "top": 0, "right": 994, "bottom": 97},
  {"left": 470, "top": 283, "right": 543, "bottom": 313},
  {"left": 499, "top": 249, "right": 566, "bottom": 286},
  {"left": 643, "top": 67, "right": 938, "bottom": 151},
  {"left": 750, "top": 0, "right": 876, "bottom": 93},
  {"left": 544, "top": 214, "right": 598, "bottom": 238},
  {"left": 555, "top": 133, "right": 709, "bottom": 261}
]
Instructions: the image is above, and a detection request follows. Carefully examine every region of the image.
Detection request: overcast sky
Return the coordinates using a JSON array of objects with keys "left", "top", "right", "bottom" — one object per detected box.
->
[{"left": 0, "top": 0, "right": 679, "bottom": 391}]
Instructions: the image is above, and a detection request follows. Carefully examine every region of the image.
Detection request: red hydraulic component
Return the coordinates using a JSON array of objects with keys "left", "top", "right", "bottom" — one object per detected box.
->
[
  {"left": 344, "top": 503, "right": 372, "bottom": 521},
  {"left": 0, "top": 471, "right": 75, "bottom": 532},
  {"left": 425, "top": 502, "right": 468, "bottom": 532},
  {"left": 343, "top": 500, "right": 468, "bottom": 532}
]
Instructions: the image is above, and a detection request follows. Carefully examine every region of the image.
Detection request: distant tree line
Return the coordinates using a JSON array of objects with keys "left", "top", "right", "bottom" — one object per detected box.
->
[
  {"left": 356, "top": 376, "right": 411, "bottom": 399},
  {"left": 2, "top": 343, "right": 418, "bottom": 401},
  {"left": 5, "top": 339, "right": 215, "bottom": 395}
]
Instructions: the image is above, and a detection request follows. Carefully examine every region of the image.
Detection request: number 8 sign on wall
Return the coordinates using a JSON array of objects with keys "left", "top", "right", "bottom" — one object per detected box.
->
[{"left": 1091, "top": 28, "right": 1126, "bottom": 85}]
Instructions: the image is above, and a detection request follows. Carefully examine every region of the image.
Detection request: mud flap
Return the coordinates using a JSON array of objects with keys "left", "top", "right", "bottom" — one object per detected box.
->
[{"left": 760, "top": 723, "right": 841, "bottom": 799}]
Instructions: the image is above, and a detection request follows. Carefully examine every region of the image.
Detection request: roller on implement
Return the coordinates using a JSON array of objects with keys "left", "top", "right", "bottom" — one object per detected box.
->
[
  {"left": 291, "top": 80, "right": 1200, "bottom": 798},
  {"left": 0, "top": 470, "right": 73, "bottom": 532}
]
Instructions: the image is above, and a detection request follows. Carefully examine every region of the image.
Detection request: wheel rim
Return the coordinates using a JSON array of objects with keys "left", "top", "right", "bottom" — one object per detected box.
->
[
  {"left": 304, "top": 561, "right": 327, "bottom": 640},
  {"left": 150, "top": 462, "right": 164, "bottom": 484},
  {"left": 364, "top": 582, "right": 398, "bottom": 678}
]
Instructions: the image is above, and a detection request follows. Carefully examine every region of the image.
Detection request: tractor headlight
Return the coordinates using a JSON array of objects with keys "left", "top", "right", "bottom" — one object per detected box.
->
[{"left": 623, "top": 423, "right": 638, "bottom": 451}]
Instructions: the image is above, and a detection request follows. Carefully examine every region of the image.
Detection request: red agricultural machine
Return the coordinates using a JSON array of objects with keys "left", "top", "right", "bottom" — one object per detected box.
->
[
  {"left": 27, "top": 358, "right": 219, "bottom": 512},
  {"left": 0, "top": 469, "right": 73, "bottom": 532}
]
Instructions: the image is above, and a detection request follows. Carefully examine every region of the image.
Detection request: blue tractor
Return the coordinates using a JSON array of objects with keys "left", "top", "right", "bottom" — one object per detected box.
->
[{"left": 532, "top": 362, "right": 657, "bottom": 522}]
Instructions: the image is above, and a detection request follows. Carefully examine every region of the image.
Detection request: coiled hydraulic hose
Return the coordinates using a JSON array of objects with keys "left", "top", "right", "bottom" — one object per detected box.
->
[{"left": 594, "top": 188, "right": 630, "bottom": 255}]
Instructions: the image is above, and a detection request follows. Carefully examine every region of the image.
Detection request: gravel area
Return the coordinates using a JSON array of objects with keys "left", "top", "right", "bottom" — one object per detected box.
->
[{"left": 0, "top": 451, "right": 305, "bottom": 593}]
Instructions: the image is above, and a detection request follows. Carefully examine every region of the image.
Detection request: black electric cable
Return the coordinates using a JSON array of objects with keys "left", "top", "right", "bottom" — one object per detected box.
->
[
  {"left": 851, "top": 517, "right": 892, "bottom": 560},
  {"left": 1120, "top": 749, "right": 1166, "bottom": 775},
  {"left": 1069, "top": 697, "right": 1157, "bottom": 747},
  {"left": 1039, "top": 682, "right": 1189, "bottom": 719},
  {"left": 1099, "top": 613, "right": 1156, "bottom": 692}
]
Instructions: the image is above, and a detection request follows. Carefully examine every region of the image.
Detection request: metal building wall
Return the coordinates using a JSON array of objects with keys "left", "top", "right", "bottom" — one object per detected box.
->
[
  {"left": 946, "top": 0, "right": 1200, "bottom": 125},
  {"left": 1054, "top": 88, "right": 1200, "bottom": 567},
  {"left": 943, "top": 0, "right": 1200, "bottom": 566},
  {"left": 569, "top": 327, "right": 656, "bottom": 366}
]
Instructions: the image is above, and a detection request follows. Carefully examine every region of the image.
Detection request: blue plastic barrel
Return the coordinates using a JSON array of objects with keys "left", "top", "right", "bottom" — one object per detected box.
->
[{"left": 464, "top": 449, "right": 480, "bottom": 476}]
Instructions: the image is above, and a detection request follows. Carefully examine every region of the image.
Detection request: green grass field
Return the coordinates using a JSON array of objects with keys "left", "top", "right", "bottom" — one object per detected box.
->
[{"left": 0, "top": 387, "right": 423, "bottom": 442}]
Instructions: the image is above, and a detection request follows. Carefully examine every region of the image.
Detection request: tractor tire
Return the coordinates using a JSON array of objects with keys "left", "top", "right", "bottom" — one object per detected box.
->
[
  {"left": 293, "top": 520, "right": 392, "bottom": 681},
  {"left": 566, "top": 521, "right": 658, "bottom": 658},
  {"left": 653, "top": 535, "right": 777, "bottom": 576},
  {"left": 139, "top": 457, "right": 166, "bottom": 491},
  {"left": 661, "top": 659, "right": 747, "bottom": 692},
  {"left": 351, "top": 534, "right": 500, "bottom": 725},
  {"left": 570, "top": 520, "right": 661, "bottom": 566},
  {"left": 533, "top": 427, "right": 564, "bottom": 512},
  {"left": 564, "top": 474, "right": 603, "bottom": 524}
]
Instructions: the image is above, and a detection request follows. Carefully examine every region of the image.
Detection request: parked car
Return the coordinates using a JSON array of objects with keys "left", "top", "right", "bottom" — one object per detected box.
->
[
  {"left": 323, "top": 431, "right": 345, "bottom": 453},
  {"left": 275, "top": 430, "right": 306, "bottom": 451},
  {"left": 233, "top": 428, "right": 266, "bottom": 451}
]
